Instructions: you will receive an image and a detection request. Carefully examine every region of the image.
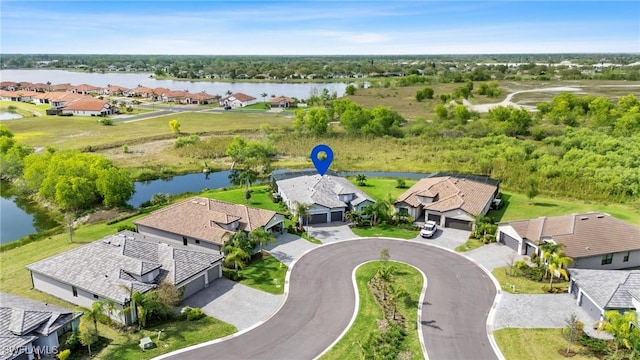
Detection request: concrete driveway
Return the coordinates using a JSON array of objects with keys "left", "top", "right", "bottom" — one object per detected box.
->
[
  {"left": 264, "top": 232, "right": 318, "bottom": 266},
  {"left": 305, "top": 222, "right": 358, "bottom": 243},
  {"left": 414, "top": 227, "right": 470, "bottom": 251},
  {"left": 181, "top": 277, "right": 282, "bottom": 331},
  {"left": 466, "top": 242, "right": 525, "bottom": 271}
]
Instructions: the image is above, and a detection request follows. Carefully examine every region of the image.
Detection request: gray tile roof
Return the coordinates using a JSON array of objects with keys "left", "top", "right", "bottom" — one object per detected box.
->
[
  {"left": 27, "top": 231, "right": 223, "bottom": 304},
  {"left": 570, "top": 269, "right": 640, "bottom": 309},
  {"left": 0, "top": 293, "right": 81, "bottom": 360},
  {"left": 277, "top": 174, "right": 374, "bottom": 210}
]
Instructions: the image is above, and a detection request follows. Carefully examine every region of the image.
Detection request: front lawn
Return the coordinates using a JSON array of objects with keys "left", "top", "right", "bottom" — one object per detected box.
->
[
  {"left": 494, "top": 328, "right": 598, "bottom": 360},
  {"left": 238, "top": 255, "right": 288, "bottom": 294},
  {"left": 321, "top": 261, "right": 423, "bottom": 360},
  {"left": 203, "top": 185, "right": 282, "bottom": 212},
  {"left": 455, "top": 238, "right": 484, "bottom": 252},
  {"left": 492, "top": 266, "right": 569, "bottom": 294},
  {"left": 95, "top": 316, "right": 236, "bottom": 360},
  {"left": 351, "top": 224, "right": 418, "bottom": 239}
]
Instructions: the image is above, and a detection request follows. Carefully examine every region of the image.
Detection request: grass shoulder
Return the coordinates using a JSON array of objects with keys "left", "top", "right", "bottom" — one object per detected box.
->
[
  {"left": 321, "top": 261, "right": 423, "bottom": 360},
  {"left": 494, "top": 328, "right": 598, "bottom": 360},
  {"left": 455, "top": 238, "right": 484, "bottom": 252},
  {"left": 347, "top": 177, "right": 418, "bottom": 202},
  {"left": 351, "top": 224, "right": 418, "bottom": 239},
  {"left": 202, "top": 185, "right": 282, "bottom": 212},
  {"left": 492, "top": 266, "right": 569, "bottom": 294}
]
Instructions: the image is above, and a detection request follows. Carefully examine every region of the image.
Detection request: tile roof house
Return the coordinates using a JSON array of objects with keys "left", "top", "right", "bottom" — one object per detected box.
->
[
  {"left": 102, "top": 85, "right": 129, "bottom": 96},
  {"left": 568, "top": 269, "right": 640, "bottom": 322},
  {"left": 70, "top": 84, "right": 101, "bottom": 95},
  {"left": 219, "top": 92, "right": 257, "bottom": 108},
  {"left": 186, "top": 92, "right": 217, "bottom": 105},
  {"left": 0, "top": 293, "right": 82, "bottom": 360},
  {"left": 0, "top": 90, "right": 39, "bottom": 102},
  {"left": 276, "top": 174, "right": 375, "bottom": 225},
  {"left": 51, "top": 83, "right": 74, "bottom": 92},
  {"left": 27, "top": 231, "right": 223, "bottom": 325},
  {"left": 61, "top": 98, "right": 114, "bottom": 116},
  {"left": 394, "top": 176, "right": 498, "bottom": 230},
  {"left": 497, "top": 213, "right": 640, "bottom": 269},
  {"left": 269, "top": 95, "right": 295, "bottom": 108},
  {"left": 134, "top": 198, "right": 285, "bottom": 253}
]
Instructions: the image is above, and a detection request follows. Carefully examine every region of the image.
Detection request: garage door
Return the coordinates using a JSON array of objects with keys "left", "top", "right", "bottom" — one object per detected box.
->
[
  {"left": 331, "top": 211, "right": 343, "bottom": 222},
  {"left": 308, "top": 213, "right": 327, "bottom": 224},
  {"left": 525, "top": 243, "right": 536, "bottom": 255},
  {"left": 427, "top": 213, "right": 441, "bottom": 223},
  {"left": 207, "top": 264, "right": 220, "bottom": 282},
  {"left": 182, "top": 274, "right": 206, "bottom": 299},
  {"left": 444, "top": 218, "right": 472, "bottom": 230},
  {"left": 579, "top": 292, "right": 603, "bottom": 321},
  {"left": 500, "top": 232, "right": 520, "bottom": 252}
]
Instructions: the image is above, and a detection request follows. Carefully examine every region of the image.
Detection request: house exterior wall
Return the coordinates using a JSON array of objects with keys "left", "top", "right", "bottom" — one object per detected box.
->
[
  {"left": 33, "top": 333, "right": 59, "bottom": 356},
  {"left": 394, "top": 202, "right": 420, "bottom": 219},
  {"left": 428, "top": 209, "right": 474, "bottom": 227},
  {"left": 136, "top": 225, "right": 222, "bottom": 253},
  {"left": 572, "top": 249, "right": 640, "bottom": 270},
  {"left": 354, "top": 200, "right": 374, "bottom": 213},
  {"left": 264, "top": 214, "right": 285, "bottom": 231},
  {"left": 31, "top": 272, "right": 128, "bottom": 324}
]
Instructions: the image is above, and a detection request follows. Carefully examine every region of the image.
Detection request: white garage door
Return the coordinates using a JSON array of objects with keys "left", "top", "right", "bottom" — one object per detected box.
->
[
  {"left": 500, "top": 232, "right": 520, "bottom": 252},
  {"left": 580, "top": 292, "right": 603, "bottom": 321},
  {"left": 182, "top": 274, "right": 206, "bottom": 299}
]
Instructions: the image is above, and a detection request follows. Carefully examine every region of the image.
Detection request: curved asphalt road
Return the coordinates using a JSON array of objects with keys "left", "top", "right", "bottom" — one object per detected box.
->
[{"left": 161, "top": 238, "right": 498, "bottom": 360}]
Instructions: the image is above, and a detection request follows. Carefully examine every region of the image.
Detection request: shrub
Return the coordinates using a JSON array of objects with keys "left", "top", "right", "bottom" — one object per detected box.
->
[
  {"left": 64, "top": 331, "right": 80, "bottom": 350},
  {"left": 117, "top": 224, "right": 137, "bottom": 232},
  {"left": 100, "top": 118, "right": 113, "bottom": 126},
  {"left": 7, "top": 105, "right": 17, "bottom": 113},
  {"left": 174, "top": 135, "right": 200, "bottom": 148},
  {"left": 223, "top": 268, "right": 243, "bottom": 281},
  {"left": 186, "top": 307, "right": 205, "bottom": 321},
  {"left": 577, "top": 334, "right": 611, "bottom": 355},
  {"left": 395, "top": 178, "right": 407, "bottom": 188},
  {"left": 57, "top": 349, "right": 71, "bottom": 360}
]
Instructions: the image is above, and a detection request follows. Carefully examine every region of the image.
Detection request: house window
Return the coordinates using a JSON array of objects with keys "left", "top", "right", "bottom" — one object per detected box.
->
[
  {"left": 93, "top": 294, "right": 99, "bottom": 299},
  {"left": 182, "top": 236, "right": 187, "bottom": 246},
  {"left": 72, "top": 286, "right": 78, "bottom": 297},
  {"left": 601, "top": 253, "right": 613, "bottom": 265},
  {"left": 195, "top": 240, "right": 200, "bottom": 244},
  {"left": 398, "top": 208, "right": 409, "bottom": 216},
  {"left": 624, "top": 252, "right": 630, "bottom": 262}
]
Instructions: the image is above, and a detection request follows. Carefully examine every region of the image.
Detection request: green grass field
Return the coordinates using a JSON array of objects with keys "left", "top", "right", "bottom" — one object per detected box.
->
[
  {"left": 347, "top": 177, "right": 418, "bottom": 202},
  {"left": 492, "top": 266, "right": 569, "bottom": 294},
  {"left": 238, "top": 255, "right": 288, "bottom": 294},
  {"left": 202, "top": 185, "right": 283, "bottom": 212},
  {"left": 321, "top": 261, "right": 423, "bottom": 360},
  {"left": 351, "top": 224, "right": 418, "bottom": 239},
  {"left": 494, "top": 328, "right": 598, "bottom": 360}
]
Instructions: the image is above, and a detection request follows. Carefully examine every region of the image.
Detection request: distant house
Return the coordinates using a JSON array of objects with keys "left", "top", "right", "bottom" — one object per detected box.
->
[
  {"left": 276, "top": 173, "right": 375, "bottom": 225},
  {"left": 186, "top": 92, "right": 217, "bottom": 105},
  {"left": 102, "top": 85, "right": 129, "bottom": 96},
  {"left": 70, "top": 84, "right": 101, "bottom": 95},
  {"left": 33, "top": 91, "right": 86, "bottom": 108},
  {"left": 497, "top": 213, "right": 640, "bottom": 269},
  {"left": 269, "top": 95, "right": 295, "bottom": 108},
  {"left": 0, "top": 81, "right": 18, "bottom": 91},
  {"left": 135, "top": 198, "right": 285, "bottom": 253},
  {"left": 219, "top": 92, "right": 257, "bottom": 108},
  {"left": 0, "top": 292, "right": 82, "bottom": 360},
  {"left": 161, "top": 90, "right": 189, "bottom": 103},
  {"left": 0, "top": 90, "right": 39, "bottom": 102},
  {"left": 27, "top": 231, "right": 224, "bottom": 325},
  {"left": 394, "top": 176, "right": 498, "bottom": 230},
  {"left": 61, "top": 98, "right": 114, "bottom": 116},
  {"left": 568, "top": 269, "right": 640, "bottom": 321},
  {"left": 51, "top": 83, "right": 73, "bottom": 92},
  {"left": 125, "top": 86, "right": 153, "bottom": 98}
]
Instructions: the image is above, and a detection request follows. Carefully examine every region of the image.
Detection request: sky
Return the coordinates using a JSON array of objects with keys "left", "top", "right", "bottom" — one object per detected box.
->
[{"left": 1, "top": 1, "right": 638, "bottom": 55}]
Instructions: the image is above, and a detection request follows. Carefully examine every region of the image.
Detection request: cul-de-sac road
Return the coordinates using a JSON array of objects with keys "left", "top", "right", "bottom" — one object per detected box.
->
[{"left": 162, "top": 238, "right": 498, "bottom": 360}]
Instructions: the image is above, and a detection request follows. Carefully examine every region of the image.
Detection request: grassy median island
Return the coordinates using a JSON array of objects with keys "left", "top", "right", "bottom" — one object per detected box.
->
[
  {"left": 238, "top": 255, "right": 288, "bottom": 294},
  {"left": 321, "top": 261, "right": 423, "bottom": 360}
]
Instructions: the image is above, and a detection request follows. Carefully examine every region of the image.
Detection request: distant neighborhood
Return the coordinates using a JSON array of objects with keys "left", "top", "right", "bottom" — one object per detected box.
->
[{"left": 0, "top": 80, "right": 298, "bottom": 117}]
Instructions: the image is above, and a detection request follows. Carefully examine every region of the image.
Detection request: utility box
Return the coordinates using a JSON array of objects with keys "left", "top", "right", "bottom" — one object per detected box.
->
[{"left": 140, "top": 337, "right": 154, "bottom": 351}]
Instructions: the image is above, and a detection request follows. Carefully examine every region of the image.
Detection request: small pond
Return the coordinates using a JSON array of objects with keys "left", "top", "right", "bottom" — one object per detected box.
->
[{"left": 0, "top": 112, "right": 22, "bottom": 120}]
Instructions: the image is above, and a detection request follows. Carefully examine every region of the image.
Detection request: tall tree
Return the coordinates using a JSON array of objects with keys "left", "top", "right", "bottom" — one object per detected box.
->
[
  {"left": 293, "top": 201, "right": 312, "bottom": 229},
  {"left": 78, "top": 319, "right": 98, "bottom": 357},
  {"left": 224, "top": 247, "right": 250, "bottom": 271},
  {"left": 249, "top": 227, "right": 276, "bottom": 252},
  {"left": 597, "top": 310, "right": 640, "bottom": 355}
]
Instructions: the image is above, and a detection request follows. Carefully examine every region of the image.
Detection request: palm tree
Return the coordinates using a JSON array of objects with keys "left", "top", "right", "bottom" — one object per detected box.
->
[
  {"left": 293, "top": 201, "right": 312, "bottom": 230},
  {"left": 249, "top": 227, "right": 276, "bottom": 252},
  {"left": 356, "top": 173, "right": 367, "bottom": 186},
  {"left": 78, "top": 301, "right": 107, "bottom": 334},
  {"left": 362, "top": 200, "right": 391, "bottom": 226},
  {"left": 388, "top": 285, "right": 409, "bottom": 320},
  {"left": 261, "top": 92, "right": 268, "bottom": 103},
  {"left": 597, "top": 310, "right": 640, "bottom": 355},
  {"left": 224, "top": 247, "right": 250, "bottom": 271},
  {"left": 547, "top": 250, "right": 573, "bottom": 290}
]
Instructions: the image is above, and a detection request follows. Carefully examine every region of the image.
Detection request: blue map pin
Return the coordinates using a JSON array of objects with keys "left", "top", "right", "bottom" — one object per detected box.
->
[{"left": 310, "top": 144, "right": 333, "bottom": 176}]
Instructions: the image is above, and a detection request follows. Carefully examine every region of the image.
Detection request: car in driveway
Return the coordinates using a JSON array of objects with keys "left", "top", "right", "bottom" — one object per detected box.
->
[{"left": 420, "top": 221, "right": 438, "bottom": 238}]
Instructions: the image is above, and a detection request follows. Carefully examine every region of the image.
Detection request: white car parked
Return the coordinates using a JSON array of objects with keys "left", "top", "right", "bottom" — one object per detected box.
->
[{"left": 420, "top": 221, "right": 438, "bottom": 238}]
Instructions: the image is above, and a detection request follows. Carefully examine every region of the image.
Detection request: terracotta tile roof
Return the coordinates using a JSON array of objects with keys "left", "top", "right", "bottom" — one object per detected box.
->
[
  {"left": 72, "top": 84, "right": 101, "bottom": 92},
  {"left": 107, "top": 85, "right": 129, "bottom": 92},
  {"left": 130, "top": 86, "right": 153, "bottom": 94},
  {"left": 34, "top": 91, "right": 87, "bottom": 103},
  {"left": 62, "top": 98, "right": 109, "bottom": 111},
  {"left": 508, "top": 213, "right": 640, "bottom": 258},
  {"left": 396, "top": 176, "right": 497, "bottom": 216},
  {"left": 134, "top": 197, "right": 278, "bottom": 246},
  {"left": 52, "top": 83, "right": 73, "bottom": 91},
  {"left": 163, "top": 90, "right": 189, "bottom": 99},
  {"left": 0, "top": 90, "right": 39, "bottom": 97},
  {"left": 153, "top": 87, "right": 172, "bottom": 95},
  {"left": 227, "top": 92, "right": 256, "bottom": 102},
  {"left": 0, "top": 81, "right": 17, "bottom": 88},
  {"left": 189, "top": 92, "right": 216, "bottom": 101},
  {"left": 269, "top": 95, "right": 294, "bottom": 104}
]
